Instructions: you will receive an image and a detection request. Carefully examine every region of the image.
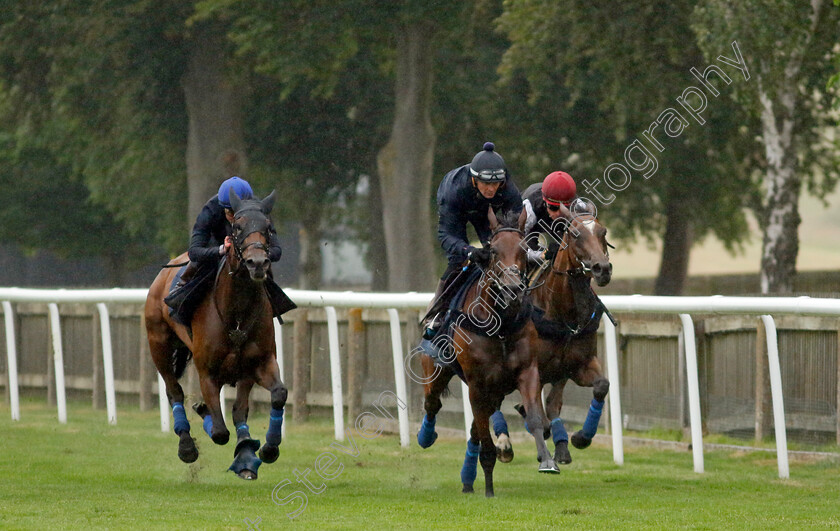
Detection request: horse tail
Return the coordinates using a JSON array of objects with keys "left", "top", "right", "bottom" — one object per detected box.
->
[{"left": 172, "top": 346, "right": 193, "bottom": 379}]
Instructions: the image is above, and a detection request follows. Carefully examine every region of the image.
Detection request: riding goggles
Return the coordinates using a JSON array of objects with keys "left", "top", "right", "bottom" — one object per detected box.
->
[{"left": 470, "top": 167, "right": 506, "bottom": 182}]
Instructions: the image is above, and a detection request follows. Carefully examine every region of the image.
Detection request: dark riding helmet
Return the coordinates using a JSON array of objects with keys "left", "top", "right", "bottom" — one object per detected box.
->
[
  {"left": 469, "top": 142, "right": 506, "bottom": 183},
  {"left": 218, "top": 176, "right": 253, "bottom": 209}
]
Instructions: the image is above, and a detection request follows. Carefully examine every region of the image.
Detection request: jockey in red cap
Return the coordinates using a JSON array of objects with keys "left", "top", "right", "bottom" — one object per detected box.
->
[{"left": 520, "top": 171, "right": 577, "bottom": 265}]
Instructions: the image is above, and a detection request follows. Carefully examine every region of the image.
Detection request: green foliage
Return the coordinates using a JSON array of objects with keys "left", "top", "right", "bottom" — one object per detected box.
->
[{"left": 497, "top": 0, "right": 758, "bottom": 250}]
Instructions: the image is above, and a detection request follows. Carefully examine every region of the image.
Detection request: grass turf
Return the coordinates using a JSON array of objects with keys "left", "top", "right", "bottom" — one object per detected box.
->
[{"left": 1, "top": 398, "right": 839, "bottom": 530}]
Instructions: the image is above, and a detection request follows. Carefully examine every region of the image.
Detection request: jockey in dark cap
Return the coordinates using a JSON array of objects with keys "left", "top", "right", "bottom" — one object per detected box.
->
[
  {"left": 422, "top": 142, "right": 523, "bottom": 339},
  {"left": 164, "top": 176, "right": 294, "bottom": 326}
]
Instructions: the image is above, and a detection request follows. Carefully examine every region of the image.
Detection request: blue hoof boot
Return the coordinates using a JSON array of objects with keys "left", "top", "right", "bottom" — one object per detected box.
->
[
  {"left": 417, "top": 428, "right": 438, "bottom": 449},
  {"left": 229, "top": 439, "right": 262, "bottom": 480}
]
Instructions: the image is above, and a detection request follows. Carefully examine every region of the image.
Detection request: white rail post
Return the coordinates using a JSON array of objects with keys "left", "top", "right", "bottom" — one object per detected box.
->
[
  {"left": 761, "top": 315, "right": 789, "bottom": 479},
  {"left": 158, "top": 374, "right": 169, "bottom": 432},
  {"left": 95, "top": 303, "right": 117, "bottom": 425},
  {"left": 386, "top": 309, "right": 410, "bottom": 447},
  {"left": 679, "top": 314, "right": 704, "bottom": 473},
  {"left": 3, "top": 301, "right": 20, "bottom": 421},
  {"left": 273, "top": 317, "right": 286, "bottom": 438},
  {"left": 461, "top": 381, "right": 473, "bottom": 440},
  {"left": 48, "top": 304, "right": 67, "bottom": 424},
  {"left": 602, "top": 315, "right": 623, "bottom": 465},
  {"left": 325, "top": 306, "right": 344, "bottom": 441}
]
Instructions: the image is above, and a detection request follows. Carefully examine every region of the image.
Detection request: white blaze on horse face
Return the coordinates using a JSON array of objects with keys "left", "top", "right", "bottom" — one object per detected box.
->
[{"left": 581, "top": 220, "right": 595, "bottom": 233}]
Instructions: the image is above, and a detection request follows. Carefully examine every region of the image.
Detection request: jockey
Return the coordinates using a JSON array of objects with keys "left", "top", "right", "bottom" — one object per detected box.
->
[
  {"left": 521, "top": 170, "right": 577, "bottom": 265},
  {"left": 165, "top": 176, "right": 293, "bottom": 325},
  {"left": 422, "top": 142, "right": 523, "bottom": 339}
]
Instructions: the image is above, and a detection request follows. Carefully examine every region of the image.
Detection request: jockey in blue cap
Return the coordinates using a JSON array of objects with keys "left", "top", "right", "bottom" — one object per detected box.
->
[{"left": 165, "top": 176, "right": 288, "bottom": 325}]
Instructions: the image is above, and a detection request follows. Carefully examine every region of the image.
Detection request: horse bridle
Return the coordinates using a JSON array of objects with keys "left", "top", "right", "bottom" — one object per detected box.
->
[
  {"left": 484, "top": 226, "right": 530, "bottom": 295},
  {"left": 549, "top": 217, "right": 610, "bottom": 278}
]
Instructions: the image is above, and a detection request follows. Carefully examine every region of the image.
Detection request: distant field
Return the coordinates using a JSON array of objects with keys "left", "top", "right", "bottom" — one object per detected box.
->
[
  {"left": 609, "top": 190, "right": 840, "bottom": 278},
  {"left": 2, "top": 399, "right": 840, "bottom": 530}
]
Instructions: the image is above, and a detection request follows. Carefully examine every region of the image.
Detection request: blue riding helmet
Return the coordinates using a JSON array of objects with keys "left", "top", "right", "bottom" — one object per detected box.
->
[{"left": 218, "top": 176, "right": 253, "bottom": 208}]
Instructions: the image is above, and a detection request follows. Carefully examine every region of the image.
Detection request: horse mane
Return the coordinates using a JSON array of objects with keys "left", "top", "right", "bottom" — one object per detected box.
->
[{"left": 494, "top": 209, "right": 521, "bottom": 230}]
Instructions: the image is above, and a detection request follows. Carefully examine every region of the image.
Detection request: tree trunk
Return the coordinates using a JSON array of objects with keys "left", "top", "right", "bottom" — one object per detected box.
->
[
  {"left": 654, "top": 196, "right": 694, "bottom": 295},
  {"left": 758, "top": 82, "right": 800, "bottom": 295},
  {"left": 366, "top": 171, "right": 389, "bottom": 291},
  {"left": 182, "top": 22, "right": 247, "bottom": 226},
  {"left": 376, "top": 22, "right": 436, "bottom": 292},
  {"left": 298, "top": 213, "right": 322, "bottom": 290}
]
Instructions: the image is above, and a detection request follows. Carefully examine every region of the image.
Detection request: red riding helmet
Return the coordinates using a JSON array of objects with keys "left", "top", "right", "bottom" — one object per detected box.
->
[{"left": 542, "top": 171, "right": 576, "bottom": 206}]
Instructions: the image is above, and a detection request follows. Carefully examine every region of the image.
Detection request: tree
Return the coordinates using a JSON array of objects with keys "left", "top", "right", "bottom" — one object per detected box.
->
[
  {"left": 497, "top": 0, "right": 759, "bottom": 294},
  {"left": 694, "top": 0, "right": 840, "bottom": 293}
]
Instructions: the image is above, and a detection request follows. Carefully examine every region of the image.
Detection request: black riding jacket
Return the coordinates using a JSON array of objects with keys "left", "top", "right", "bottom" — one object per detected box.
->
[
  {"left": 521, "top": 182, "right": 568, "bottom": 253},
  {"left": 436, "top": 164, "right": 522, "bottom": 265},
  {"left": 188, "top": 195, "right": 282, "bottom": 264}
]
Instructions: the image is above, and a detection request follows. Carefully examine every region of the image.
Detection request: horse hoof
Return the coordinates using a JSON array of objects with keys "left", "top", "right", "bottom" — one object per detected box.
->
[
  {"left": 485, "top": 490, "right": 495, "bottom": 498},
  {"left": 570, "top": 431, "right": 592, "bottom": 450},
  {"left": 178, "top": 435, "right": 199, "bottom": 463},
  {"left": 237, "top": 470, "right": 258, "bottom": 480},
  {"left": 211, "top": 430, "right": 230, "bottom": 445},
  {"left": 539, "top": 460, "right": 560, "bottom": 474},
  {"left": 495, "top": 434, "right": 514, "bottom": 463},
  {"left": 192, "top": 402, "right": 209, "bottom": 418},
  {"left": 259, "top": 444, "right": 279, "bottom": 464},
  {"left": 554, "top": 441, "right": 572, "bottom": 465},
  {"left": 462, "top": 484, "right": 474, "bottom": 494}
]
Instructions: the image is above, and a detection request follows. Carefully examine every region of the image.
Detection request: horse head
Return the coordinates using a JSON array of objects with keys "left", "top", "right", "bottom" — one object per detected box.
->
[
  {"left": 228, "top": 188, "right": 277, "bottom": 282},
  {"left": 552, "top": 199, "right": 612, "bottom": 287},
  {"left": 484, "top": 207, "right": 529, "bottom": 307}
]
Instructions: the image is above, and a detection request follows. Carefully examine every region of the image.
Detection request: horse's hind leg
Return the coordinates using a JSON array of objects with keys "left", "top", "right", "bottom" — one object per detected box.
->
[
  {"left": 147, "top": 325, "right": 198, "bottom": 463},
  {"left": 491, "top": 407, "right": 514, "bottom": 463},
  {"left": 460, "top": 422, "right": 481, "bottom": 493},
  {"left": 544, "top": 380, "right": 572, "bottom": 465},
  {"left": 570, "top": 358, "right": 609, "bottom": 450},
  {"left": 227, "top": 380, "right": 261, "bottom": 480},
  {"left": 255, "top": 357, "right": 288, "bottom": 464},
  {"left": 417, "top": 355, "right": 454, "bottom": 449}
]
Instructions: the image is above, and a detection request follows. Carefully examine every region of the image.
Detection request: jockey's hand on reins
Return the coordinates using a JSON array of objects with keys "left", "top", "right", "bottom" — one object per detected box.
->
[{"left": 468, "top": 246, "right": 493, "bottom": 267}]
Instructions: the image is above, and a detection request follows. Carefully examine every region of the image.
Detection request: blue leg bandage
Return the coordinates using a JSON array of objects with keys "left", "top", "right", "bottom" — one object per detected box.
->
[
  {"left": 581, "top": 398, "right": 604, "bottom": 439},
  {"left": 172, "top": 402, "right": 189, "bottom": 435},
  {"left": 417, "top": 414, "right": 438, "bottom": 448},
  {"left": 203, "top": 415, "right": 213, "bottom": 437},
  {"left": 551, "top": 418, "right": 568, "bottom": 444},
  {"left": 460, "top": 439, "right": 480, "bottom": 486},
  {"left": 266, "top": 407, "right": 284, "bottom": 446},
  {"left": 490, "top": 410, "right": 509, "bottom": 437},
  {"left": 236, "top": 422, "right": 250, "bottom": 438}
]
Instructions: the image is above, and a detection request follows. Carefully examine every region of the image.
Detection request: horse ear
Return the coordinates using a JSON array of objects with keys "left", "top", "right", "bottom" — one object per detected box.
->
[
  {"left": 488, "top": 206, "right": 499, "bottom": 231},
  {"left": 229, "top": 188, "right": 243, "bottom": 213},
  {"left": 517, "top": 208, "right": 527, "bottom": 232},
  {"left": 261, "top": 190, "right": 277, "bottom": 214}
]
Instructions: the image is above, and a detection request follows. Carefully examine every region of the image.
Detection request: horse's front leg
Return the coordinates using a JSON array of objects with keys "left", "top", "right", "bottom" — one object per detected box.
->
[
  {"left": 198, "top": 375, "right": 229, "bottom": 445},
  {"left": 255, "top": 355, "right": 288, "bottom": 464},
  {"left": 517, "top": 362, "right": 558, "bottom": 474},
  {"left": 469, "top": 389, "right": 498, "bottom": 498},
  {"left": 228, "top": 380, "right": 261, "bottom": 480},
  {"left": 570, "top": 357, "right": 609, "bottom": 450},
  {"left": 544, "top": 380, "right": 572, "bottom": 465}
]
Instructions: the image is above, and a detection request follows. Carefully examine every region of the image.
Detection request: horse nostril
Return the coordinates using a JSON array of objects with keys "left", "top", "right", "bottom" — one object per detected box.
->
[{"left": 592, "top": 263, "right": 602, "bottom": 275}]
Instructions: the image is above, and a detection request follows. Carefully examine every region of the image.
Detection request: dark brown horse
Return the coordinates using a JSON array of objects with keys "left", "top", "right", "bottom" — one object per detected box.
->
[
  {"left": 145, "top": 190, "right": 288, "bottom": 479},
  {"left": 417, "top": 208, "right": 557, "bottom": 498},
  {"left": 495, "top": 199, "right": 613, "bottom": 466}
]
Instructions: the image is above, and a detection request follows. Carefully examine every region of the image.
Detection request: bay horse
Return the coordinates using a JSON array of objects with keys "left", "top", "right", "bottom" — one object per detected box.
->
[
  {"left": 145, "top": 189, "right": 288, "bottom": 480},
  {"left": 416, "top": 207, "right": 557, "bottom": 498},
  {"left": 494, "top": 198, "right": 613, "bottom": 466}
]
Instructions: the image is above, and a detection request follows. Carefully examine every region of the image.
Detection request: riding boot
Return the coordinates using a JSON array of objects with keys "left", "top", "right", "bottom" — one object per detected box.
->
[
  {"left": 173, "top": 260, "right": 198, "bottom": 291},
  {"left": 421, "top": 263, "right": 466, "bottom": 340}
]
